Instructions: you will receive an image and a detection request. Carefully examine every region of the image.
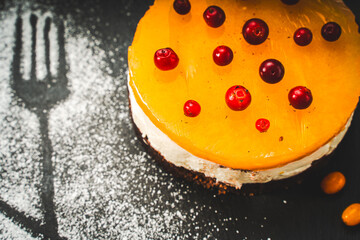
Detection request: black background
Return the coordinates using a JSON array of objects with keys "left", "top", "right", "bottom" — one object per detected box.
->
[{"left": 1, "top": 0, "right": 360, "bottom": 239}]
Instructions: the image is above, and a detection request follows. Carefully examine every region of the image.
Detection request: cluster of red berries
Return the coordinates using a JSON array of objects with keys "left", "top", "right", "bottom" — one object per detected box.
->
[
  {"left": 174, "top": 0, "right": 342, "bottom": 45},
  {"left": 153, "top": 0, "right": 341, "bottom": 132}
]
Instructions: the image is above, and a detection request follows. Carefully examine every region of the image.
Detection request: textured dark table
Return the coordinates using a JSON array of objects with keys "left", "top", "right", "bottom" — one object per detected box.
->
[{"left": 0, "top": 0, "right": 359, "bottom": 239}]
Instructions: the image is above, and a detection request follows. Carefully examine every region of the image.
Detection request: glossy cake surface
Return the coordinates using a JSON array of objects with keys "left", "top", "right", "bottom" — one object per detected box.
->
[{"left": 128, "top": 0, "right": 360, "bottom": 170}]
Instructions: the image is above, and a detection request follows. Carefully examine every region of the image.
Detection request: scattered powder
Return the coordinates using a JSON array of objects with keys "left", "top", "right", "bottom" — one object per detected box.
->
[
  {"left": 0, "top": 1, "right": 273, "bottom": 239},
  {"left": 0, "top": 213, "right": 38, "bottom": 240},
  {"left": 0, "top": 2, "right": 196, "bottom": 239},
  {"left": 0, "top": 7, "right": 43, "bottom": 222}
]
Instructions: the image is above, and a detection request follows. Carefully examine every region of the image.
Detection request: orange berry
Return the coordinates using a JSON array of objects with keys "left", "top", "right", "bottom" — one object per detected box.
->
[
  {"left": 342, "top": 203, "right": 360, "bottom": 226},
  {"left": 320, "top": 171, "right": 346, "bottom": 194}
]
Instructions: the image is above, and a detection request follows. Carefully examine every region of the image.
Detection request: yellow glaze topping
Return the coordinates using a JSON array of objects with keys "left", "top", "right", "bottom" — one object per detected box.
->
[{"left": 128, "top": 0, "right": 360, "bottom": 170}]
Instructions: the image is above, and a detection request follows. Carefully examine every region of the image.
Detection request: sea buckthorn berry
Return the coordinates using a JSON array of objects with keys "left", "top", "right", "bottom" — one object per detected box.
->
[
  {"left": 173, "top": 0, "right": 191, "bottom": 15},
  {"left": 256, "top": 118, "right": 270, "bottom": 132},
  {"left": 259, "top": 59, "right": 285, "bottom": 84},
  {"left": 225, "top": 85, "right": 251, "bottom": 111},
  {"left": 184, "top": 100, "right": 201, "bottom": 117},
  {"left": 342, "top": 203, "right": 360, "bottom": 226},
  {"left": 320, "top": 171, "right": 346, "bottom": 194},
  {"left": 242, "top": 18, "right": 269, "bottom": 45},
  {"left": 321, "top": 22, "right": 342, "bottom": 42},
  {"left": 213, "top": 45, "right": 233, "bottom": 66},
  {"left": 293, "top": 27, "right": 312, "bottom": 46},
  {"left": 203, "top": 6, "right": 226, "bottom": 28},
  {"left": 288, "top": 86, "right": 313, "bottom": 109},
  {"left": 281, "top": 0, "right": 299, "bottom": 5},
  {"left": 154, "top": 48, "right": 179, "bottom": 71}
]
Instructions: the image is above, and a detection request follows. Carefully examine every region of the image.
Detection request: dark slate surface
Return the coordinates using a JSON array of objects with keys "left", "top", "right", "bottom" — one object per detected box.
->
[{"left": 0, "top": 0, "right": 359, "bottom": 239}]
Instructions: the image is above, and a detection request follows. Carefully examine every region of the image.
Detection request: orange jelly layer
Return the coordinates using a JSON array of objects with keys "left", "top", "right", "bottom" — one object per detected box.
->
[{"left": 128, "top": 0, "right": 360, "bottom": 170}]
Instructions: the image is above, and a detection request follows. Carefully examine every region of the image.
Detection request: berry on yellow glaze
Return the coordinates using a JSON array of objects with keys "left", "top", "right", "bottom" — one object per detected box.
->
[
  {"left": 256, "top": 118, "right": 271, "bottom": 133},
  {"left": 242, "top": 18, "right": 269, "bottom": 45},
  {"left": 321, "top": 22, "right": 342, "bottom": 41},
  {"left": 288, "top": 86, "right": 313, "bottom": 109},
  {"left": 281, "top": 0, "right": 300, "bottom": 5},
  {"left": 184, "top": 100, "right": 201, "bottom": 117},
  {"left": 225, "top": 85, "right": 252, "bottom": 111},
  {"left": 173, "top": 0, "right": 191, "bottom": 15},
  {"left": 213, "top": 45, "right": 233, "bottom": 66},
  {"left": 128, "top": 0, "right": 360, "bottom": 170},
  {"left": 154, "top": 48, "right": 179, "bottom": 71},
  {"left": 203, "top": 5, "right": 226, "bottom": 28},
  {"left": 293, "top": 27, "right": 313, "bottom": 46},
  {"left": 259, "top": 59, "right": 285, "bottom": 84}
]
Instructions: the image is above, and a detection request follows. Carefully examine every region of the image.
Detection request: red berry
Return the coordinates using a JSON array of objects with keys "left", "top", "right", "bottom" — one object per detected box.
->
[
  {"left": 213, "top": 45, "right": 233, "bottom": 66},
  {"left": 256, "top": 118, "right": 270, "bottom": 133},
  {"left": 293, "top": 28, "right": 312, "bottom": 46},
  {"left": 288, "top": 86, "right": 313, "bottom": 109},
  {"left": 173, "top": 0, "right": 191, "bottom": 15},
  {"left": 242, "top": 18, "right": 269, "bottom": 45},
  {"left": 154, "top": 48, "right": 179, "bottom": 71},
  {"left": 184, "top": 100, "right": 201, "bottom": 117},
  {"left": 203, "top": 6, "right": 226, "bottom": 28},
  {"left": 259, "top": 59, "right": 285, "bottom": 84},
  {"left": 225, "top": 85, "right": 251, "bottom": 111},
  {"left": 281, "top": 0, "right": 299, "bottom": 5},
  {"left": 321, "top": 22, "right": 341, "bottom": 42}
]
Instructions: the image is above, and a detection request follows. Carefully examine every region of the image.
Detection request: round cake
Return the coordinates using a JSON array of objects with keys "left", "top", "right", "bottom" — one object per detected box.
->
[{"left": 128, "top": 0, "right": 360, "bottom": 190}]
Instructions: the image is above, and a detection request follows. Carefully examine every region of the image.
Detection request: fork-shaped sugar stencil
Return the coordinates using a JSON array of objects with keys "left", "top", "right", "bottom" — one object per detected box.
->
[{"left": 10, "top": 13, "right": 70, "bottom": 239}]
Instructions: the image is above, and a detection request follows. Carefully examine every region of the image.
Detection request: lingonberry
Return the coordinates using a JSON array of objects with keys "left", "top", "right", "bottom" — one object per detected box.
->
[
  {"left": 256, "top": 118, "right": 270, "bottom": 132},
  {"left": 213, "top": 45, "right": 233, "bottom": 66},
  {"left": 288, "top": 86, "right": 313, "bottom": 109},
  {"left": 281, "top": 0, "right": 299, "bottom": 5},
  {"left": 184, "top": 100, "right": 201, "bottom": 117},
  {"left": 259, "top": 59, "right": 285, "bottom": 84},
  {"left": 225, "top": 86, "right": 251, "bottom": 111},
  {"left": 321, "top": 22, "right": 341, "bottom": 42},
  {"left": 173, "top": 0, "right": 191, "bottom": 15},
  {"left": 242, "top": 18, "right": 269, "bottom": 45},
  {"left": 154, "top": 48, "right": 179, "bottom": 71},
  {"left": 294, "top": 28, "right": 312, "bottom": 46},
  {"left": 203, "top": 6, "right": 226, "bottom": 28}
]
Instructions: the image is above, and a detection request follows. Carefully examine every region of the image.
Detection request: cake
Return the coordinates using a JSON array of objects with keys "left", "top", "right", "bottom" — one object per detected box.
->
[{"left": 128, "top": 0, "right": 360, "bottom": 191}]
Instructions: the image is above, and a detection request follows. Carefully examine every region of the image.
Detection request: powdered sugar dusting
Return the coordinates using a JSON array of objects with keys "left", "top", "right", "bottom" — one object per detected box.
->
[
  {"left": 49, "top": 20, "right": 192, "bottom": 237},
  {"left": 0, "top": 0, "right": 273, "bottom": 237},
  {"left": 0, "top": 7, "right": 43, "bottom": 221},
  {"left": 1, "top": 1, "right": 200, "bottom": 238},
  {"left": 2, "top": 0, "right": 358, "bottom": 239},
  {"left": 0, "top": 214, "right": 38, "bottom": 240}
]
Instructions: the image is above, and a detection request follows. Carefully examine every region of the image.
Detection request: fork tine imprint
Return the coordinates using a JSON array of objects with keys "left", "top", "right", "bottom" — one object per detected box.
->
[
  {"left": 57, "top": 20, "right": 67, "bottom": 83},
  {"left": 11, "top": 13, "right": 70, "bottom": 110},
  {"left": 44, "top": 17, "right": 51, "bottom": 81},
  {"left": 30, "top": 14, "right": 38, "bottom": 82},
  {"left": 12, "top": 16, "right": 22, "bottom": 83}
]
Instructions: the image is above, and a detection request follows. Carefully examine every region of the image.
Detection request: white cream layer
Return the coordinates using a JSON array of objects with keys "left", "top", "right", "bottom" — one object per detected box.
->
[{"left": 128, "top": 79, "right": 353, "bottom": 189}]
